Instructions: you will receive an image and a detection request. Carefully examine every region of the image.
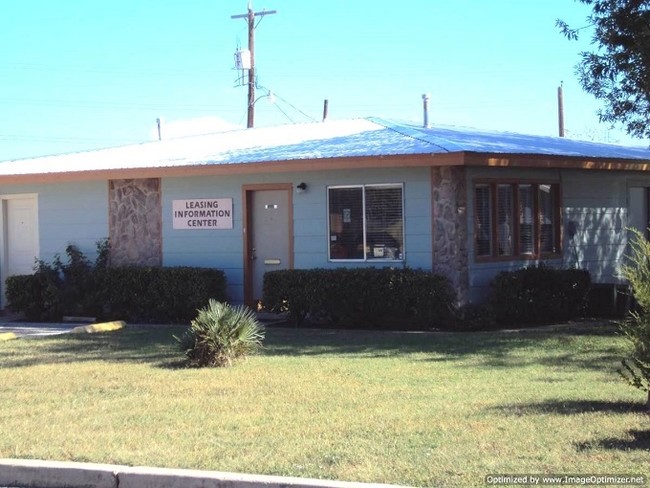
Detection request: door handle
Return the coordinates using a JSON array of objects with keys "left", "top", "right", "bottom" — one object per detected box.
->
[{"left": 249, "top": 248, "right": 257, "bottom": 260}]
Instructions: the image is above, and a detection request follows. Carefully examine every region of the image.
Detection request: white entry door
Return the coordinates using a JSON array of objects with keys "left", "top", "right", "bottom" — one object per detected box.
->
[
  {"left": 2, "top": 195, "right": 39, "bottom": 305},
  {"left": 629, "top": 187, "right": 649, "bottom": 239}
]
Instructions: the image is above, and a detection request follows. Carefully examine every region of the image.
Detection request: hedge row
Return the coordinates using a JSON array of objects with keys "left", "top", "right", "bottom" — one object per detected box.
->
[
  {"left": 263, "top": 267, "right": 456, "bottom": 329},
  {"left": 5, "top": 242, "right": 592, "bottom": 329},
  {"left": 489, "top": 265, "right": 591, "bottom": 325},
  {"left": 100, "top": 266, "right": 227, "bottom": 323},
  {"left": 263, "top": 265, "right": 592, "bottom": 330},
  {"left": 6, "top": 245, "right": 227, "bottom": 323}
]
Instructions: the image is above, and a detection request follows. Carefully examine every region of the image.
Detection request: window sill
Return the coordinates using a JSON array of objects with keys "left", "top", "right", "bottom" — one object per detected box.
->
[
  {"left": 329, "top": 259, "right": 405, "bottom": 263},
  {"left": 474, "top": 252, "right": 562, "bottom": 263}
]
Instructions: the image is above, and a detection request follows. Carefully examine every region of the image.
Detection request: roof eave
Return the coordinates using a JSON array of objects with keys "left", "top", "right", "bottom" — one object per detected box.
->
[
  {"left": 461, "top": 151, "right": 650, "bottom": 170},
  {"left": 1, "top": 151, "right": 649, "bottom": 185}
]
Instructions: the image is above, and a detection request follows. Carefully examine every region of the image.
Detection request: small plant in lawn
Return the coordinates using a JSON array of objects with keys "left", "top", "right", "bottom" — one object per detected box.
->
[
  {"left": 176, "top": 300, "right": 265, "bottom": 367},
  {"left": 618, "top": 228, "right": 650, "bottom": 409}
]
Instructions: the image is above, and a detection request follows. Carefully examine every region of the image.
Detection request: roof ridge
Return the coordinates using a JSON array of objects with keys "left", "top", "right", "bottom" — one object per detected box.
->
[{"left": 367, "top": 117, "right": 453, "bottom": 153}]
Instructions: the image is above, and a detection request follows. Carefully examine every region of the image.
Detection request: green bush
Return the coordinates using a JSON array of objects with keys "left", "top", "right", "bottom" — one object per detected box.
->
[
  {"left": 5, "top": 260, "right": 62, "bottom": 321},
  {"left": 263, "top": 267, "right": 455, "bottom": 329},
  {"left": 5, "top": 242, "right": 227, "bottom": 323},
  {"left": 175, "top": 300, "right": 265, "bottom": 367},
  {"left": 104, "top": 266, "right": 227, "bottom": 323},
  {"left": 59, "top": 241, "right": 110, "bottom": 317},
  {"left": 453, "top": 303, "right": 497, "bottom": 331},
  {"left": 490, "top": 265, "right": 591, "bottom": 325},
  {"left": 618, "top": 228, "right": 650, "bottom": 408}
]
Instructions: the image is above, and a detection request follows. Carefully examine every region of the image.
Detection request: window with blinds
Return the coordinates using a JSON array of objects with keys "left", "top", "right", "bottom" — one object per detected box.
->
[
  {"left": 539, "top": 184, "right": 557, "bottom": 253},
  {"left": 497, "top": 185, "right": 514, "bottom": 256},
  {"left": 328, "top": 184, "right": 404, "bottom": 261},
  {"left": 474, "top": 181, "right": 560, "bottom": 260},
  {"left": 518, "top": 184, "right": 535, "bottom": 255},
  {"left": 475, "top": 185, "right": 492, "bottom": 257}
]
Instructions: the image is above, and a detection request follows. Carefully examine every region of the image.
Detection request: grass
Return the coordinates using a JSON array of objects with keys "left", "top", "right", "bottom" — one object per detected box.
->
[{"left": 0, "top": 323, "right": 648, "bottom": 487}]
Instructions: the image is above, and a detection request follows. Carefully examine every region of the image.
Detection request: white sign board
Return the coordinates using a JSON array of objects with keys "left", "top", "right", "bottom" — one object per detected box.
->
[{"left": 173, "top": 198, "right": 233, "bottom": 229}]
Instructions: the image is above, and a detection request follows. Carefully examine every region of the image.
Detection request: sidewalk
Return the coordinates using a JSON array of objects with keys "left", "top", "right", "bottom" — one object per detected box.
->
[{"left": 0, "top": 323, "right": 79, "bottom": 339}]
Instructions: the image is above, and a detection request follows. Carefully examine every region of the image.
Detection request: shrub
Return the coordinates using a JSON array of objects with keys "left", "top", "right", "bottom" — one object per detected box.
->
[
  {"left": 5, "top": 260, "right": 62, "bottom": 321},
  {"left": 103, "top": 266, "right": 227, "bottom": 323},
  {"left": 175, "top": 300, "right": 265, "bottom": 367},
  {"left": 59, "top": 242, "right": 109, "bottom": 317},
  {"left": 263, "top": 267, "right": 455, "bottom": 329},
  {"left": 618, "top": 228, "right": 650, "bottom": 408},
  {"left": 490, "top": 265, "right": 591, "bottom": 325},
  {"left": 453, "top": 303, "right": 497, "bottom": 331},
  {"left": 5, "top": 242, "right": 227, "bottom": 323}
]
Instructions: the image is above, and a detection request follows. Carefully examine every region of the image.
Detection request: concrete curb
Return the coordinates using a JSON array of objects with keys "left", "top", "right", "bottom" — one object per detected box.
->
[
  {"left": 0, "top": 332, "right": 17, "bottom": 341},
  {"left": 0, "top": 459, "right": 407, "bottom": 488},
  {"left": 0, "top": 458, "right": 121, "bottom": 488},
  {"left": 70, "top": 320, "right": 126, "bottom": 334}
]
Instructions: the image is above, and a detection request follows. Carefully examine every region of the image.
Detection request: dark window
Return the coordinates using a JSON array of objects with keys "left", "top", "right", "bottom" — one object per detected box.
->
[
  {"left": 328, "top": 184, "right": 404, "bottom": 261},
  {"left": 474, "top": 181, "right": 560, "bottom": 260}
]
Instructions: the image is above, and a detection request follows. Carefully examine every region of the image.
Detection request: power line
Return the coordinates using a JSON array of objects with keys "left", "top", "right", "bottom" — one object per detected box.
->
[{"left": 270, "top": 91, "right": 317, "bottom": 122}]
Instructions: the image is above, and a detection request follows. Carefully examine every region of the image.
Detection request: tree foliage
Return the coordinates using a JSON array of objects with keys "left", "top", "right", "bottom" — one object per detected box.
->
[
  {"left": 557, "top": 0, "right": 650, "bottom": 140},
  {"left": 618, "top": 228, "right": 650, "bottom": 408}
]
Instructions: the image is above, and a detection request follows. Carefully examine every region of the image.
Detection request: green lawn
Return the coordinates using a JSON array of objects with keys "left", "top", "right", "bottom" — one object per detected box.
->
[{"left": 0, "top": 324, "right": 648, "bottom": 487}]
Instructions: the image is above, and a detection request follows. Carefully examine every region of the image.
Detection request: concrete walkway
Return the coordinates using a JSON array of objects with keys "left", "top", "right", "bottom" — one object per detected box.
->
[
  {"left": 0, "top": 322, "right": 78, "bottom": 339},
  {"left": 0, "top": 312, "right": 287, "bottom": 340},
  {"left": 0, "top": 459, "right": 407, "bottom": 488}
]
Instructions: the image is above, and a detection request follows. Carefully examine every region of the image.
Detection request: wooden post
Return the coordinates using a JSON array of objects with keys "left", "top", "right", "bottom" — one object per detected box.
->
[
  {"left": 247, "top": 7, "right": 255, "bottom": 129},
  {"left": 558, "top": 84, "right": 565, "bottom": 137},
  {"left": 322, "top": 99, "right": 329, "bottom": 121}
]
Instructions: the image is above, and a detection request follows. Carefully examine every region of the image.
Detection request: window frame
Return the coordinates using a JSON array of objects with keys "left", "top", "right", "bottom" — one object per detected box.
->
[
  {"left": 327, "top": 183, "right": 405, "bottom": 262},
  {"left": 473, "top": 179, "right": 562, "bottom": 261}
]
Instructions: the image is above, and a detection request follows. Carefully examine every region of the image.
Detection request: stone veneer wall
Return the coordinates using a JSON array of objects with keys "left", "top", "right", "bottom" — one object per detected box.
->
[
  {"left": 431, "top": 167, "right": 469, "bottom": 305},
  {"left": 109, "top": 178, "right": 162, "bottom": 267}
]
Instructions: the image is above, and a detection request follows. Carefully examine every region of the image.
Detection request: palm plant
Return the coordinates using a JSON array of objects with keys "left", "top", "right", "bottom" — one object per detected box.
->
[{"left": 176, "top": 300, "right": 265, "bottom": 367}]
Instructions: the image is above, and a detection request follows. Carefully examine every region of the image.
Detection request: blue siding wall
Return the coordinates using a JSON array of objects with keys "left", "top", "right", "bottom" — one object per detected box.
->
[
  {"left": 7, "top": 164, "right": 650, "bottom": 308},
  {"left": 1, "top": 181, "right": 109, "bottom": 264},
  {"left": 162, "top": 167, "right": 433, "bottom": 303},
  {"left": 465, "top": 167, "right": 650, "bottom": 303},
  {"left": 162, "top": 175, "right": 245, "bottom": 302},
  {"left": 290, "top": 167, "right": 432, "bottom": 270},
  {"left": 562, "top": 169, "right": 628, "bottom": 284}
]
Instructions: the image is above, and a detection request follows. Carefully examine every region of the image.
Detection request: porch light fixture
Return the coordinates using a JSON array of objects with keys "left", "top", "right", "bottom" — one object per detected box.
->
[{"left": 296, "top": 182, "right": 307, "bottom": 194}]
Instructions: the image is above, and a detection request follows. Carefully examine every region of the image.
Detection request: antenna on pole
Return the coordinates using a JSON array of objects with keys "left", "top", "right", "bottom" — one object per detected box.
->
[
  {"left": 558, "top": 82, "right": 565, "bottom": 137},
  {"left": 231, "top": 2, "right": 277, "bottom": 129}
]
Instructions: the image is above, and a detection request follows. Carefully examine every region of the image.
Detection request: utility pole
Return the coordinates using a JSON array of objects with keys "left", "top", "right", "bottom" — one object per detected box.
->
[
  {"left": 231, "top": 2, "right": 276, "bottom": 128},
  {"left": 558, "top": 82, "right": 565, "bottom": 137}
]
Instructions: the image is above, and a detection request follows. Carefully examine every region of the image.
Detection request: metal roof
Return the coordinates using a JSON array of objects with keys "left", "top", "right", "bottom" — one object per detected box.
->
[{"left": 1, "top": 117, "right": 648, "bottom": 177}]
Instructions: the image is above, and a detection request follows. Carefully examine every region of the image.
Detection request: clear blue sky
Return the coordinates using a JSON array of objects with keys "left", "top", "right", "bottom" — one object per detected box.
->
[{"left": 0, "top": 0, "right": 644, "bottom": 161}]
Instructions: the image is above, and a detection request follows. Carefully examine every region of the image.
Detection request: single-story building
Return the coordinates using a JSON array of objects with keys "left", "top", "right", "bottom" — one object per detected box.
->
[{"left": 1, "top": 116, "right": 649, "bottom": 308}]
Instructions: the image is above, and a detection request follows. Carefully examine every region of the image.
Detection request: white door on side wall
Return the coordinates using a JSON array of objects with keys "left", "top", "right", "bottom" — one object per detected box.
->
[
  {"left": 1, "top": 195, "right": 39, "bottom": 307},
  {"left": 629, "top": 187, "right": 649, "bottom": 240}
]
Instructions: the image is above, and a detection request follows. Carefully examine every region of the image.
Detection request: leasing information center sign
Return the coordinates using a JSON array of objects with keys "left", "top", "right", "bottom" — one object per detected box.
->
[{"left": 173, "top": 198, "right": 233, "bottom": 229}]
